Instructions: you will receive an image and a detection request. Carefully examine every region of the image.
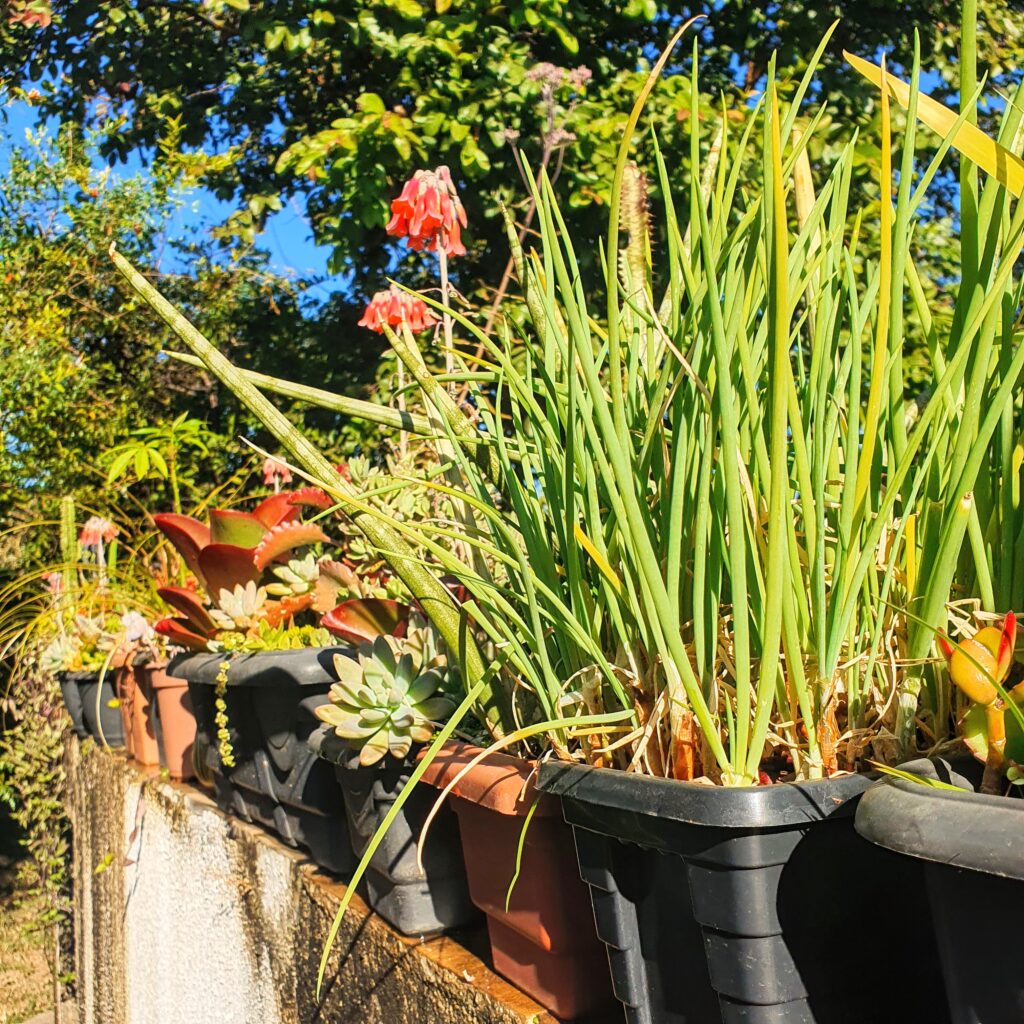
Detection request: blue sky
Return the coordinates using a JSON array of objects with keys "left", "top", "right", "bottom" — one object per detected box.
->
[{"left": 1, "top": 96, "right": 344, "bottom": 302}]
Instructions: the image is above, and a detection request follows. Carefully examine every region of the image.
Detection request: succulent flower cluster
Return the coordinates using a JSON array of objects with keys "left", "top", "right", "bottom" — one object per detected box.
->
[
  {"left": 316, "top": 621, "right": 453, "bottom": 766},
  {"left": 385, "top": 165, "right": 467, "bottom": 257},
  {"left": 358, "top": 285, "right": 437, "bottom": 335},
  {"left": 262, "top": 455, "right": 293, "bottom": 488}
]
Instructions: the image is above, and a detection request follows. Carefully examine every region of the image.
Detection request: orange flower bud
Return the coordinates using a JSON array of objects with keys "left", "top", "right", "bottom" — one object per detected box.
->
[{"left": 939, "top": 611, "right": 1016, "bottom": 706}]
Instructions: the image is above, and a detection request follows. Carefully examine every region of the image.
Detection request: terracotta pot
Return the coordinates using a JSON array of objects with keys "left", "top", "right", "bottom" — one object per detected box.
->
[
  {"left": 419, "top": 742, "right": 614, "bottom": 1020},
  {"left": 114, "top": 666, "right": 134, "bottom": 755},
  {"left": 147, "top": 665, "right": 196, "bottom": 780},
  {"left": 117, "top": 665, "right": 161, "bottom": 767}
]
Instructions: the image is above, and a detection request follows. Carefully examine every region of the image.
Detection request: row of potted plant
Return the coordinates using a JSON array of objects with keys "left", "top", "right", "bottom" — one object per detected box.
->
[
  {"left": 2, "top": 499, "right": 199, "bottom": 782},
  {"left": 139, "top": 473, "right": 611, "bottom": 1016},
  {"left": 30, "top": 10, "right": 1023, "bottom": 1023}
]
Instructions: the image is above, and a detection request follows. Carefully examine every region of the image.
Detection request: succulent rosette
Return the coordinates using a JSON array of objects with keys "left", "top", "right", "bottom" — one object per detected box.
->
[{"left": 315, "top": 630, "right": 454, "bottom": 766}]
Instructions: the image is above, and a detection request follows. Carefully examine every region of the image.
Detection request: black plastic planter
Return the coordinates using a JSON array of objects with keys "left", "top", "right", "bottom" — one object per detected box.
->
[
  {"left": 169, "top": 649, "right": 355, "bottom": 875},
  {"left": 856, "top": 757, "right": 1023, "bottom": 1024},
  {"left": 538, "top": 761, "right": 950, "bottom": 1024},
  {"left": 60, "top": 670, "right": 125, "bottom": 746},
  {"left": 58, "top": 670, "right": 89, "bottom": 739},
  {"left": 309, "top": 726, "right": 477, "bottom": 936}
]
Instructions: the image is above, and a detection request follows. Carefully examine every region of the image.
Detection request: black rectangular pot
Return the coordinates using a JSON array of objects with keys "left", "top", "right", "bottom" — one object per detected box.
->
[
  {"left": 57, "top": 670, "right": 90, "bottom": 739},
  {"left": 60, "top": 669, "right": 125, "bottom": 746},
  {"left": 855, "top": 756, "right": 1023, "bottom": 1024},
  {"left": 169, "top": 649, "right": 355, "bottom": 875},
  {"left": 308, "top": 725, "right": 477, "bottom": 936},
  {"left": 538, "top": 761, "right": 950, "bottom": 1024}
]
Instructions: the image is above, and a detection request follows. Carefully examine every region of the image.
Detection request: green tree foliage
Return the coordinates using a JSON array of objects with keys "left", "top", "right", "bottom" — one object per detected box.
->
[
  {"left": 0, "top": 119, "right": 388, "bottom": 572},
  {"left": 3, "top": 0, "right": 1022, "bottom": 303}
]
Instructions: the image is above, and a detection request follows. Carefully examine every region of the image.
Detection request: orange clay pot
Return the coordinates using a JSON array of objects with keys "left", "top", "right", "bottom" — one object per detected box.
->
[
  {"left": 419, "top": 742, "right": 614, "bottom": 1020},
  {"left": 146, "top": 665, "right": 196, "bottom": 780},
  {"left": 116, "top": 664, "right": 160, "bottom": 767}
]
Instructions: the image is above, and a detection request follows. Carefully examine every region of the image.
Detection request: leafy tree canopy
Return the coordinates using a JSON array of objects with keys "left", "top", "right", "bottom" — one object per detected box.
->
[
  {"left": 5, "top": 0, "right": 1022, "bottom": 303},
  {"left": 0, "top": 119, "right": 387, "bottom": 571}
]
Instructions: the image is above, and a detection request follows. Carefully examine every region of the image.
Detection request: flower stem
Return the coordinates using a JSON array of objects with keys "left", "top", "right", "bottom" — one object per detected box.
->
[{"left": 438, "top": 247, "right": 454, "bottom": 392}]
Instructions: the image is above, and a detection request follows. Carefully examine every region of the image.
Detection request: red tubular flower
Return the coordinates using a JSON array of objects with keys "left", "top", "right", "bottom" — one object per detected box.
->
[
  {"left": 358, "top": 285, "right": 438, "bottom": 334},
  {"left": 79, "top": 516, "right": 118, "bottom": 547},
  {"left": 262, "top": 456, "right": 293, "bottom": 486},
  {"left": 386, "top": 166, "right": 467, "bottom": 258}
]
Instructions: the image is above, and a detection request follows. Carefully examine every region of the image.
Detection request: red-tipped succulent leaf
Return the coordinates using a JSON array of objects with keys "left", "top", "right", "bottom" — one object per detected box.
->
[
  {"left": 153, "top": 513, "right": 211, "bottom": 585},
  {"left": 943, "top": 611, "right": 1017, "bottom": 707},
  {"left": 288, "top": 487, "right": 333, "bottom": 511},
  {"left": 157, "top": 586, "right": 218, "bottom": 634},
  {"left": 252, "top": 492, "right": 303, "bottom": 530},
  {"left": 155, "top": 617, "right": 213, "bottom": 651},
  {"left": 264, "top": 593, "right": 315, "bottom": 626},
  {"left": 321, "top": 598, "right": 410, "bottom": 645},
  {"left": 209, "top": 509, "right": 270, "bottom": 548},
  {"left": 198, "top": 543, "right": 261, "bottom": 601},
  {"left": 312, "top": 559, "right": 360, "bottom": 613},
  {"left": 253, "top": 521, "right": 329, "bottom": 571}
]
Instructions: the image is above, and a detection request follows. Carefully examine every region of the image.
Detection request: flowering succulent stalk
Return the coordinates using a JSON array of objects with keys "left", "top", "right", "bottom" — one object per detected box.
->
[
  {"left": 385, "top": 166, "right": 466, "bottom": 258},
  {"left": 359, "top": 285, "right": 437, "bottom": 335},
  {"left": 386, "top": 166, "right": 467, "bottom": 383},
  {"left": 79, "top": 515, "right": 119, "bottom": 583},
  {"left": 262, "top": 455, "right": 293, "bottom": 492}
]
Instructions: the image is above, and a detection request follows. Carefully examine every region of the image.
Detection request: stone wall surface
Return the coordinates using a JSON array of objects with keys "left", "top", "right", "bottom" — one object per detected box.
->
[{"left": 66, "top": 739, "right": 557, "bottom": 1024}]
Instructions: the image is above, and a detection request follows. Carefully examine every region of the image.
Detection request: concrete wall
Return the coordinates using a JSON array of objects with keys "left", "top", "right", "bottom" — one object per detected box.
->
[{"left": 66, "top": 739, "right": 556, "bottom": 1024}]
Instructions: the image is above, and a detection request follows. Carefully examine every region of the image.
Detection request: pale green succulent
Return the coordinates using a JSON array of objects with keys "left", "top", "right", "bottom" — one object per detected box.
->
[
  {"left": 266, "top": 553, "right": 320, "bottom": 598},
  {"left": 209, "top": 581, "right": 269, "bottom": 631},
  {"left": 345, "top": 454, "right": 375, "bottom": 487},
  {"left": 41, "top": 635, "right": 76, "bottom": 674},
  {"left": 315, "top": 634, "right": 454, "bottom": 766}
]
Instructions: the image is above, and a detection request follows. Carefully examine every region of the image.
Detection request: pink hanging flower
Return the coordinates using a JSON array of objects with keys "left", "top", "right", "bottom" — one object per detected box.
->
[
  {"left": 262, "top": 456, "right": 293, "bottom": 486},
  {"left": 358, "top": 285, "right": 438, "bottom": 334},
  {"left": 386, "top": 166, "right": 467, "bottom": 258},
  {"left": 42, "top": 571, "right": 63, "bottom": 594},
  {"left": 79, "top": 516, "right": 118, "bottom": 547}
]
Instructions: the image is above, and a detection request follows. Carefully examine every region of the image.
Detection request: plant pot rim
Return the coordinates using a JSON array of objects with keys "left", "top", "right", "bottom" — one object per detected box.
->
[
  {"left": 131, "top": 650, "right": 168, "bottom": 670},
  {"left": 307, "top": 722, "right": 382, "bottom": 771},
  {"left": 537, "top": 758, "right": 873, "bottom": 829},
  {"left": 417, "top": 741, "right": 560, "bottom": 818},
  {"left": 855, "top": 756, "right": 1024, "bottom": 881},
  {"left": 168, "top": 646, "right": 353, "bottom": 688},
  {"left": 59, "top": 669, "right": 101, "bottom": 684},
  {"left": 147, "top": 666, "right": 187, "bottom": 691}
]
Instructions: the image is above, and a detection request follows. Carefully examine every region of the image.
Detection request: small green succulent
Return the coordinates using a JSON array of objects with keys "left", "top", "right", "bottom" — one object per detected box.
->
[
  {"left": 209, "top": 581, "right": 269, "bottom": 631},
  {"left": 315, "top": 634, "right": 454, "bottom": 766},
  {"left": 214, "top": 621, "right": 332, "bottom": 653},
  {"left": 266, "top": 553, "right": 320, "bottom": 598}
]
